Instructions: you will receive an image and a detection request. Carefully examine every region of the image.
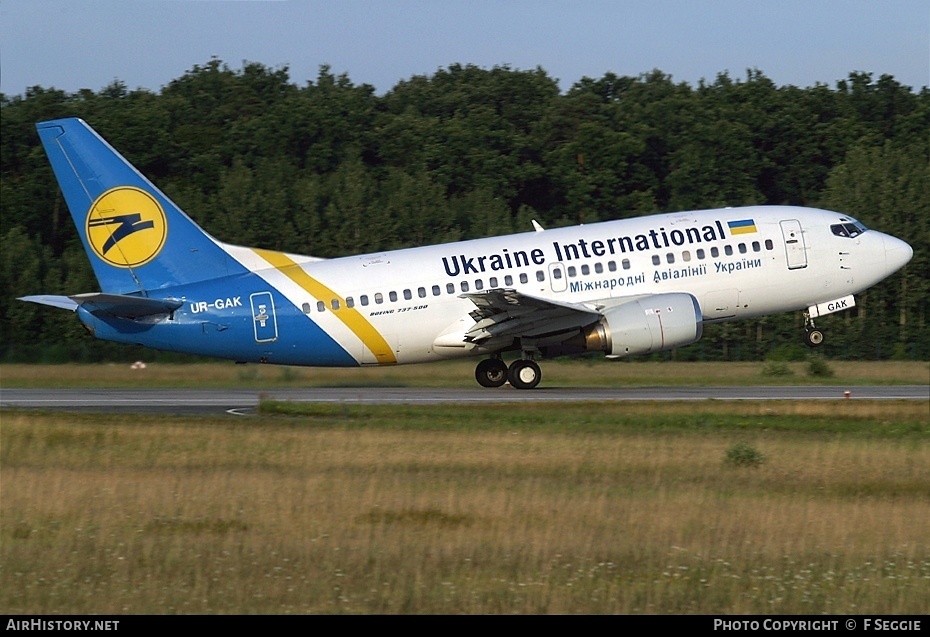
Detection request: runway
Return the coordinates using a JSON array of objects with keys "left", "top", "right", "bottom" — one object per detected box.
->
[{"left": 2, "top": 385, "right": 927, "bottom": 415}]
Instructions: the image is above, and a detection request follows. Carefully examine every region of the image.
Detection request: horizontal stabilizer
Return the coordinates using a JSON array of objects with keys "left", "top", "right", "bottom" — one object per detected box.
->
[
  {"left": 18, "top": 295, "right": 80, "bottom": 311},
  {"left": 21, "top": 293, "right": 183, "bottom": 318}
]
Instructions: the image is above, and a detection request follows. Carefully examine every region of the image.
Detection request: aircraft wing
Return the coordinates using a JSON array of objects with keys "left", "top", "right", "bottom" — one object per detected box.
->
[
  {"left": 20, "top": 293, "right": 183, "bottom": 318},
  {"left": 459, "top": 288, "right": 604, "bottom": 344}
]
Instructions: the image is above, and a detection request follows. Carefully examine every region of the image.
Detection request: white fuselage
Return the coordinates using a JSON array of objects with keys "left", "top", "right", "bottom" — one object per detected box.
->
[{"left": 220, "top": 205, "right": 911, "bottom": 366}]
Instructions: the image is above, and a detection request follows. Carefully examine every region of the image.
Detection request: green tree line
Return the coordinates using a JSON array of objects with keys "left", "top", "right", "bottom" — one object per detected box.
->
[{"left": 1, "top": 60, "right": 927, "bottom": 362}]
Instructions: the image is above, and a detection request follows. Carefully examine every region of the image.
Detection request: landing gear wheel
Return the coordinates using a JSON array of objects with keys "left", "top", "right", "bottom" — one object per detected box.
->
[
  {"left": 475, "top": 358, "right": 508, "bottom": 388},
  {"left": 508, "top": 359, "right": 542, "bottom": 390},
  {"left": 804, "top": 328, "right": 825, "bottom": 348}
]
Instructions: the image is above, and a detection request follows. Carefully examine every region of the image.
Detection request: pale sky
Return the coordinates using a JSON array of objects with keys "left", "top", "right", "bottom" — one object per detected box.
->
[{"left": 1, "top": 0, "right": 928, "bottom": 97}]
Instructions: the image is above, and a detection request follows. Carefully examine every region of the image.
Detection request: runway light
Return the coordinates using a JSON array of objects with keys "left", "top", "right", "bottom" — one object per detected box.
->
[{"left": 844, "top": 390, "right": 851, "bottom": 399}]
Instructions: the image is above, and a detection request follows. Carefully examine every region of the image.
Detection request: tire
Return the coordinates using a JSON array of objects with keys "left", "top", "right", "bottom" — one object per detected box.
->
[
  {"left": 475, "top": 358, "right": 508, "bottom": 388},
  {"left": 805, "top": 328, "right": 825, "bottom": 348},
  {"left": 508, "top": 359, "right": 542, "bottom": 390}
]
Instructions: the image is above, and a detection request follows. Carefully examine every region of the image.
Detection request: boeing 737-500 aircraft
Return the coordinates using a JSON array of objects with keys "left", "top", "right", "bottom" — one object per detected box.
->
[{"left": 21, "top": 118, "right": 913, "bottom": 388}]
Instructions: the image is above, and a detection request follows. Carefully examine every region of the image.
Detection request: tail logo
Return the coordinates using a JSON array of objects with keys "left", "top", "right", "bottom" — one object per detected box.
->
[{"left": 86, "top": 187, "right": 167, "bottom": 267}]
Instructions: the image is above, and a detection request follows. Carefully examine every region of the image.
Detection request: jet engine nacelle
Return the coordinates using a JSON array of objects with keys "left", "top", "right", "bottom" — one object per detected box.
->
[{"left": 581, "top": 293, "right": 704, "bottom": 357}]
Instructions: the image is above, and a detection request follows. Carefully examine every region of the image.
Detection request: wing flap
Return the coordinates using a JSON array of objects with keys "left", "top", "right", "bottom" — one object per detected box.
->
[{"left": 459, "top": 288, "right": 601, "bottom": 344}]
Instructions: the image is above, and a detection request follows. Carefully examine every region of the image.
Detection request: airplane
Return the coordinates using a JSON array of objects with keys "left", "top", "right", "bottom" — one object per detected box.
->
[{"left": 21, "top": 118, "right": 913, "bottom": 389}]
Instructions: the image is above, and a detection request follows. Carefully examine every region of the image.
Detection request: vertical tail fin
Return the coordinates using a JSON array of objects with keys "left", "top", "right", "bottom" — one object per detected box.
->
[{"left": 36, "top": 118, "right": 236, "bottom": 294}]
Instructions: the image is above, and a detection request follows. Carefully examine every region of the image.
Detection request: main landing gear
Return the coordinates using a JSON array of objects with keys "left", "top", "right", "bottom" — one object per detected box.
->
[
  {"left": 475, "top": 357, "right": 508, "bottom": 388},
  {"left": 475, "top": 355, "right": 542, "bottom": 390},
  {"left": 803, "top": 312, "right": 825, "bottom": 348}
]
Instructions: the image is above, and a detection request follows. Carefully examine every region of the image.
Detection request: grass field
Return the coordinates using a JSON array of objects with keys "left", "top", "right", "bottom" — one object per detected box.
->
[
  {"left": 2, "top": 363, "right": 928, "bottom": 614},
  {"left": 1, "top": 359, "right": 928, "bottom": 388}
]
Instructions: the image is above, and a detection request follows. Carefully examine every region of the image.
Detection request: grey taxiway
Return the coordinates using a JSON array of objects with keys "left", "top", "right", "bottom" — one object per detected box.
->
[{"left": 2, "top": 386, "right": 927, "bottom": 415}]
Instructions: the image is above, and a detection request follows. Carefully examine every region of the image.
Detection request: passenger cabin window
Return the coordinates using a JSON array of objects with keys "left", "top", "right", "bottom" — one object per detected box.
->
[
  {"left": 375, "top": 293, "right": 384, "bottom": 304},
  {"left": 360, "top": 295, "right": 369, "bottom": 306},
  {"left": 317, "top": 301, "right": 326, "bottom": 312},
  {"left": 724, "top": 245, "right": 733, "bottom": 256},
  {"left": 520, "top": 273, "right": 528, "bottom": 284},
  {"left": 403, "top": 289, "right": 412, "bottom": 300},
  {"left": 389, "top": 291, "right": 398, "bottom": 302}
]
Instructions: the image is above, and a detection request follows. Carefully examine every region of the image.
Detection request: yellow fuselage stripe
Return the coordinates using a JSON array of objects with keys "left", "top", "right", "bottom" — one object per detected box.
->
[{"left": 253, "top": 249, "right": 397, "bottom": 365}]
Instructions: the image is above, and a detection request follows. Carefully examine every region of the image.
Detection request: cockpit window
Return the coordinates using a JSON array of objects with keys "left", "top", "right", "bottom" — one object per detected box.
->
[{"left": 831, "top": 222, "right": 867, "bottom": 238}]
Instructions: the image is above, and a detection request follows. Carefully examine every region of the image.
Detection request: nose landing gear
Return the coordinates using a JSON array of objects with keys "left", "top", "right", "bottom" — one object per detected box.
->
[{"left": 803, "top": 312, "right": 825, "bottom": 348}]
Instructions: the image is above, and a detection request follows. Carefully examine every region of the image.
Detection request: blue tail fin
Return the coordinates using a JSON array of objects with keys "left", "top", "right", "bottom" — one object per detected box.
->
[{"left": 36, "top": 118, "right": 236, "bottom": 295}]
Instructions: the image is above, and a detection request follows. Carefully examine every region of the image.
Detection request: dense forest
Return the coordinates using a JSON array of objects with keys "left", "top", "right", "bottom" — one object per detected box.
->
[{"left": 1, "top": 60, "right": 927, "bottom": 362}]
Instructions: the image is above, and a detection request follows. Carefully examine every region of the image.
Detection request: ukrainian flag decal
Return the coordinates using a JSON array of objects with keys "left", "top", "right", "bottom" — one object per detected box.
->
[{"left": 727, "top": 219, "right": 757, "bottom": 235}]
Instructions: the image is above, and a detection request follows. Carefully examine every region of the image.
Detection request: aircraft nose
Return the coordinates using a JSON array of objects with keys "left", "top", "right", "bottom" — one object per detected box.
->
[{"left": 884, "top": 234, "right": 913, "bottom": 273}]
